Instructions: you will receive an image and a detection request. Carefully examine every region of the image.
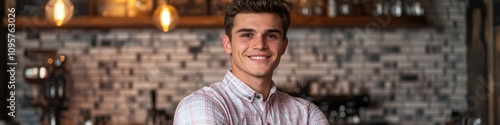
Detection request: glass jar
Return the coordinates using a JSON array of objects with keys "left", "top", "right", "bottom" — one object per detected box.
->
[
  {"left": 98, "top": 0, "right": 153, "bottom": 17},
  {"left": 371, "top": 0, "right": 384, "bottom": 16},
  {"left": 413, "top": 1, "right": 424, "bottom": 16},
  {"left": 313, "top": 0, "right": 326, "bottom": 16},
  {"left": 299, "top": 0, "right": 313, "bottom": 17},
  {"left": 339, "top": 0, "right": 352, "bottom": 16}
]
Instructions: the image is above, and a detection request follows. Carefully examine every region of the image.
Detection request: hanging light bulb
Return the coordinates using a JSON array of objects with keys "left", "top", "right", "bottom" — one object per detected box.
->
[
  {"left": 152, "top": 0, "right": 179, "bottom": 32},
  {"left": 45, "top": 0, "right": 74, "bottom": 27}
]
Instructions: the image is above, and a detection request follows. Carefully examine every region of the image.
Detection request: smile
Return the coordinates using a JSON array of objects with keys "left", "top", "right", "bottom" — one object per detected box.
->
[{"left": 248, "top": 56, "right": 269, "bottom": 60}]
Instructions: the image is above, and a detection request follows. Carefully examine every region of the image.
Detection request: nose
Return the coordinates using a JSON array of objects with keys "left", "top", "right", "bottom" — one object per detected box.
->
[{"left": 252, "top": 37, "right": 268, "bottom": 50}]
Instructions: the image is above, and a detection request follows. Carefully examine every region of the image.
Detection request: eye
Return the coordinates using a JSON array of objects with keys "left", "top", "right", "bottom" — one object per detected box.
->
[
  {"left": 266, "top": 34, "right": 278, "bottom": 39},
  {"left": 241, "top": 33, "right": 252, "bottom": 38},
  {"left": 267, "top": 34, "right": 277, "bottom": 38}
]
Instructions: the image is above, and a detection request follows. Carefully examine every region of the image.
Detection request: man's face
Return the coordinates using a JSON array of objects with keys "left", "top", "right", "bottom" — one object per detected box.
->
[{"left": 222, "top": 13, "right": 288, "bottom": 78}]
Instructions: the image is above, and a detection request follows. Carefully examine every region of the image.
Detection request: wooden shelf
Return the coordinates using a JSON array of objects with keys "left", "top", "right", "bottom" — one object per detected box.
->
[
  {"left": 4, "top": 15, "right": 426, "bottom": 29},
  {"left": 290, "top": 14, "right": 427, "bottom": 27},
  {"left": 4, "top": 16, "right": 224, "bottom": 29}
]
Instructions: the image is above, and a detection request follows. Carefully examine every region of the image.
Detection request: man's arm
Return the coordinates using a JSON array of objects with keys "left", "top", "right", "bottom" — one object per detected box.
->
[
  {"left": 308, "top": 103, "right": 330, "bottom": 125},
  {"left": 173, "top": 94, "right": 227, "bottom": 125}
]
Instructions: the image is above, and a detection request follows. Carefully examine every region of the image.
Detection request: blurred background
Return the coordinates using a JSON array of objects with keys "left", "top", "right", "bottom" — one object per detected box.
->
[{"left": 0, "top": 0, "right": 499, "bottom": 125}]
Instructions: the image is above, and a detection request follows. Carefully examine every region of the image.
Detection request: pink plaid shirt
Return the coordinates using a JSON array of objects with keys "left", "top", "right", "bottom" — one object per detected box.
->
[{"left": 174, "top": 71, "right": 329, "bottom": 125}]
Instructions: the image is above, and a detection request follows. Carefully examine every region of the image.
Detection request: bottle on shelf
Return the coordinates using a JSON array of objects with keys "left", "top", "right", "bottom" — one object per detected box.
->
[
  {"left": 382, "top": 0, "right": 391, "bottom": 15},
  {"left": 372, "top": 0, "right": 384, "bottom": 16},
  {"left": 360, "top": 0, "right": 374, "bottom": 16},
  {"left": 43, "top": 54, "right": 69, "bottom": 125},
  {"left": 55, "top": 55, "right": 66, "bottom": 99},
  {"left": 327, "top": 0, "right": 337, "bottom": 18},
  {"left": 351, "top": 0, "right": 362, "bottom": 15},
  {"left": 45, "top": 57, "right": 56, "bottom": 101},
  {"left": 390, "top": 0, "right": 403, "bottom": 17}
]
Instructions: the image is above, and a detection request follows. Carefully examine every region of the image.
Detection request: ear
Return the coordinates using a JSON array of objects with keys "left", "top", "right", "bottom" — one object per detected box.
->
[
  {"left": 222, "top": 35, "right": 232, "bottom": 54},
  {"left": 280, "top": 38, "right": 288, "bottom": 55}
]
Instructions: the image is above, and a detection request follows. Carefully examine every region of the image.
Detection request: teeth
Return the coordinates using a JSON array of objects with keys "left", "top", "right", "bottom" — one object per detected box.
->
[{"left": 249, "top": 56, "right": 267, "bottom": 59}]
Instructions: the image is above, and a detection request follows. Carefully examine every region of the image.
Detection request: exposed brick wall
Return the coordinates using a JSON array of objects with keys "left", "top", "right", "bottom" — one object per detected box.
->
[{"left": 12, "top": 0, "right": 467, "bottom": 124}]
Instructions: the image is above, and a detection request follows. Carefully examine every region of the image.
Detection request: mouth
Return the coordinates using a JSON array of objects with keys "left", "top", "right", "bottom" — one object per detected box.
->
[
  {"left": 247, "top": 54, "right": 271, "bottom": 62},
  {"left": 248, "top": 56, "right": 269, "bottom": 60}
]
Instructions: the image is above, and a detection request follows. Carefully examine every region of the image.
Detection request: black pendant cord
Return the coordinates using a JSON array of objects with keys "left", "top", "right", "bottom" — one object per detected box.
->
[{"left": 151, "top": 90, "right": 157, "bottom": 124}]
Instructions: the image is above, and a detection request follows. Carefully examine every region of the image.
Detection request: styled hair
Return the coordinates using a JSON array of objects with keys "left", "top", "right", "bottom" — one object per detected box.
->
[{"left": 224, "top": 0, "right": 291, "bottom": 39}]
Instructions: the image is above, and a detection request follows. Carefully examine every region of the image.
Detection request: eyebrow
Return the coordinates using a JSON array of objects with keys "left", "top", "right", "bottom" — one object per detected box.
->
[
  {"left": 235, "top": 28, "right": 282, "bottom": 35},
  {"left": 266, "top": 29, "right": 282, "bottom": 35},
  {"left": 236, "top": 28, "right": 255, "bottom": 33}
]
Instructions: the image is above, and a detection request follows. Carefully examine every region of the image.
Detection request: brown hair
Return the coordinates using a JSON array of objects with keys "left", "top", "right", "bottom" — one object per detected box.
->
[{"left": 224, "top": 0, "right": 291, "bottom": 39}]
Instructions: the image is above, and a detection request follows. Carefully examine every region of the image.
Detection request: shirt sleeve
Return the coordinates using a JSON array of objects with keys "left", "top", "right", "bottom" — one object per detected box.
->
[
  {"left": 173, "top": 94, "right": 227, "bottom": 125},
  {"left": 308, "top": 103, "right": 330, "bottom": 125}
]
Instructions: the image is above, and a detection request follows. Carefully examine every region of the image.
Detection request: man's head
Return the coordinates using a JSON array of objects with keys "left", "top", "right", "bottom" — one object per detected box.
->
[
  {"left": 222, "top": 0, "right": 290, "bottom": 80},
  {"left": 224, "top": 0, "right": 291, "bottom": 39}
]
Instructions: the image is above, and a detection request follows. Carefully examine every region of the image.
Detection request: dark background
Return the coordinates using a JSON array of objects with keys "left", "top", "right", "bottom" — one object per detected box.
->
[
  {"left": 1, "top": 0, "right": 9, "bottom": 121},
  {"left": 494, "top": 1, "right": 500, "bottom": 125}
]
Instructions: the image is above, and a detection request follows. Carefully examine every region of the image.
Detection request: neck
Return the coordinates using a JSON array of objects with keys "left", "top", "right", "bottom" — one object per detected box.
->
[{"left": 231, "top": 70, "right": 273, "bottom": 101}]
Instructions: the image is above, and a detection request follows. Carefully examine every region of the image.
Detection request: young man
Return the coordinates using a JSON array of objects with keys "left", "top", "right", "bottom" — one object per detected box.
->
[{"left": 173, "top": 0, "right": 329, "bottom": 124}]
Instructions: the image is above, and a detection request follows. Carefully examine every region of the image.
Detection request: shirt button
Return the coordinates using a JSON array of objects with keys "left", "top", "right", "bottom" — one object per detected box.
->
[
  {"left": 267, "top": 122, "right": 270, "bottom": 125},
  {"left": 256, "top": 95, "right": 261, "bottom": 99},
  {"left": 247, "top": 96, "right": 252, "bottom": 100}
]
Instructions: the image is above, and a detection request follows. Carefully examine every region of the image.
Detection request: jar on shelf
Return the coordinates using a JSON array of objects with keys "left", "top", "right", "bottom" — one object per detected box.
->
[
  {"left": 313, "top": 0, "right": 326, "bottom": 16},
  {"left": 371, "top": 0, "right": 384, "bottom": 16},
  {"left": 405, "top": 0, "right": 424, "bottom": 16},
  {"left": 382, "top": 0, "right": 391, "bottom": 15},
  {"left": 98, "top": 0, "right": 153, "bottom": 17},
  {"left": 338, "top": 0, "right": 352, "bottom": 16},
  {"left": 299, "top": 0, "right": 313, "bottom": 17},
  {"left": 390, "top": 0, "right": 403, "bottom": 17}
]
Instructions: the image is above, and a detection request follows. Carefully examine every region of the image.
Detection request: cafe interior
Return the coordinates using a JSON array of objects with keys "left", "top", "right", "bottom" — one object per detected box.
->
[{"left": 1, "top": 0, "right": 499, "bottom": 125}]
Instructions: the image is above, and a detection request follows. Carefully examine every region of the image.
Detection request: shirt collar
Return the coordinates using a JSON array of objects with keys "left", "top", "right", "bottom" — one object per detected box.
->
[{"left": 222, "top": 70, "right": 277, "bottom": 102}]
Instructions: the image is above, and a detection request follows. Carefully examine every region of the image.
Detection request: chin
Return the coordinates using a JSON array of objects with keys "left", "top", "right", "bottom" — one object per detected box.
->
[
  {"left": 248, "top": 69, "right": 272, "bottom": 77},
  {"left": 249, "top": 72, "right": 271, "bottom": 77}
]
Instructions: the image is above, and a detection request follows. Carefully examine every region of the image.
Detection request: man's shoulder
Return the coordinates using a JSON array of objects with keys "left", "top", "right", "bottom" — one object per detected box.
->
[
  {"left": 274, "top": 91, "right": 315, "bottom": 107},
  {"left": 178, "top": 82, "right": 227, "bottom": 105},
  {"left": 174, "top": 82, "right": 230, "bottom": 124}
]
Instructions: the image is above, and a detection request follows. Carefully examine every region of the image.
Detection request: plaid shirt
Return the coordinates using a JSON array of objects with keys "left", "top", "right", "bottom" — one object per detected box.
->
[{"left": 174, "top": 71, "right": 329, "bottom": 125}]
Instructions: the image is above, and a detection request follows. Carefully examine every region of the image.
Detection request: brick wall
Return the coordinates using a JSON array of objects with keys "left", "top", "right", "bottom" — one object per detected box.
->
[{"left": 12, "top": 0, "right": 467, "bottom": 125}]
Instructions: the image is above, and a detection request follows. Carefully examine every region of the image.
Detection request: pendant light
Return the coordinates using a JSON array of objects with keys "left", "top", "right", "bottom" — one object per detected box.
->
[
  {"left": 152, "top": 0, "right": 179, "bottom": 32},
  {"left": 45, "top": 0, "right": 74, "bottom": 27}
]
